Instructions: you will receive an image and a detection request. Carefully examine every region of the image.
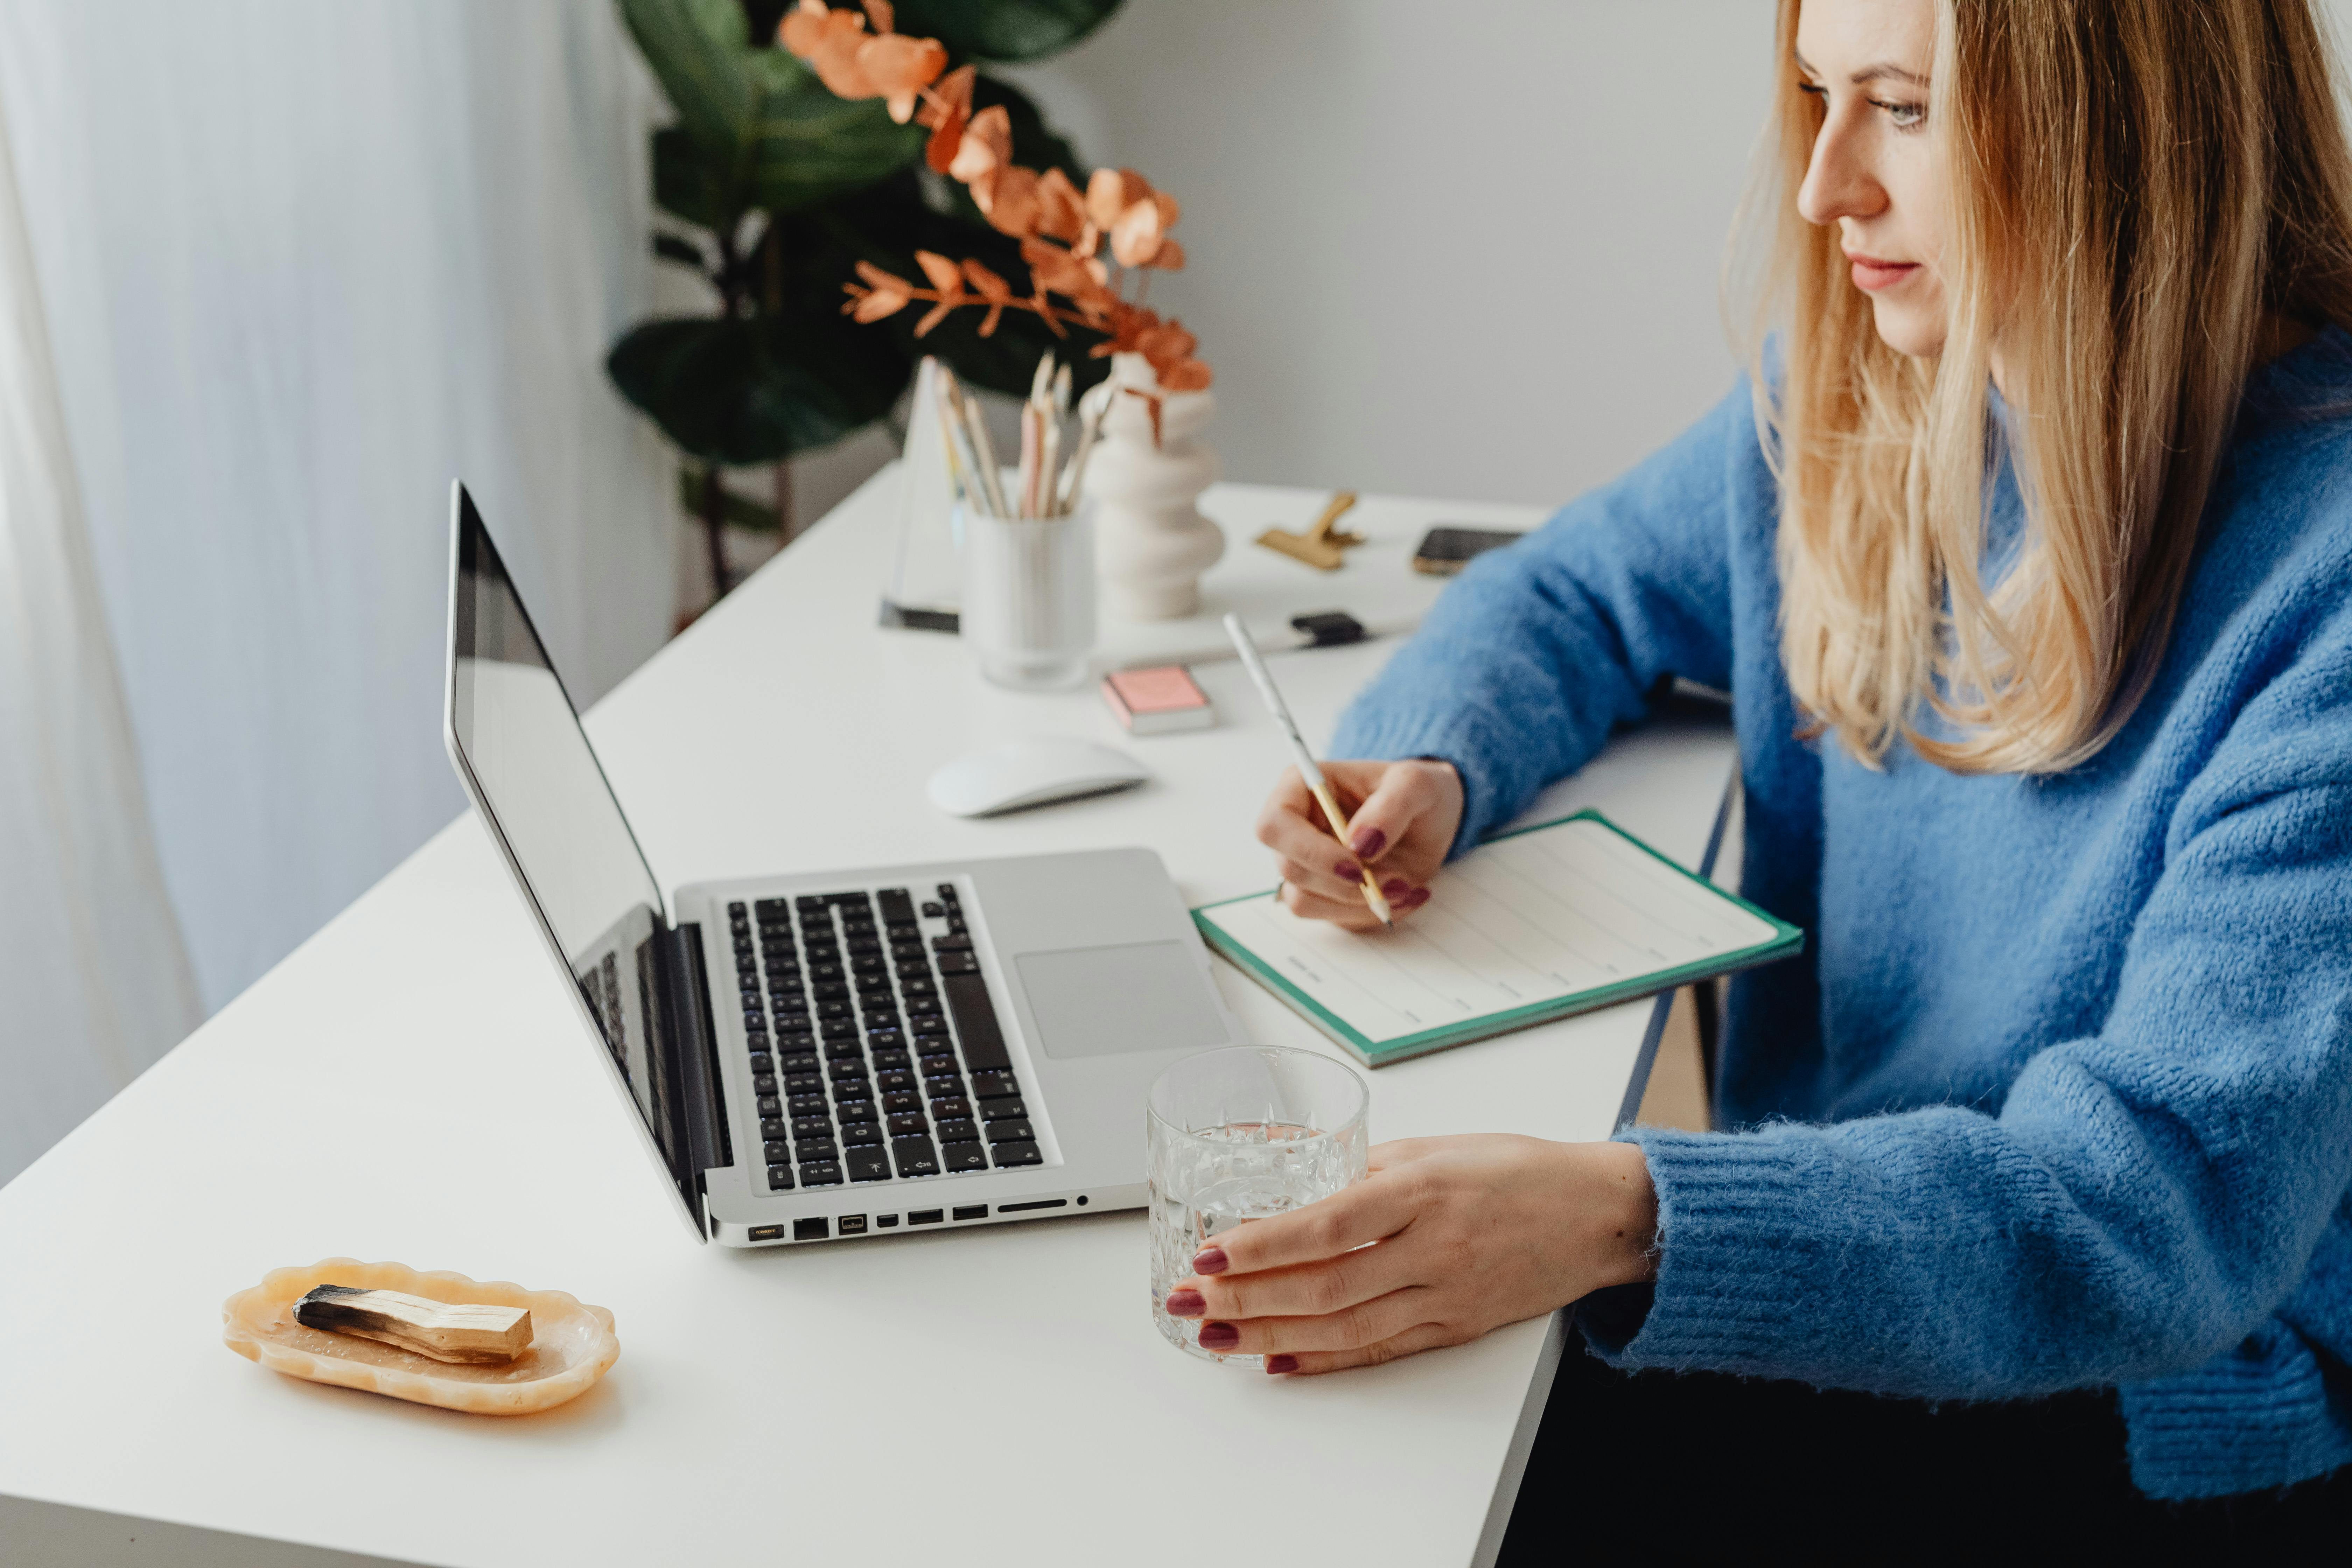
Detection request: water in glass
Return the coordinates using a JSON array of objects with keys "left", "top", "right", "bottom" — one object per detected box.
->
[{"left": 1147, "top": 1048, "right": 1368, "bottom": 1367}]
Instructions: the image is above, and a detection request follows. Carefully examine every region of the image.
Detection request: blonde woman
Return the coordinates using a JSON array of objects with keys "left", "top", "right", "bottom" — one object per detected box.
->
[{"left": 1166, "top": 0, "right": 2352, "bottom": 1544}]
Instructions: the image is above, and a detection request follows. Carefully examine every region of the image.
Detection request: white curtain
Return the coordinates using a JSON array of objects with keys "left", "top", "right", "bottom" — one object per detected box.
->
[
  {"left": 0, "top": 92, "right": 204, "bottom": 1185},
  {"left": 0, "top": 1, "right": 678, "bottom": 1181}
]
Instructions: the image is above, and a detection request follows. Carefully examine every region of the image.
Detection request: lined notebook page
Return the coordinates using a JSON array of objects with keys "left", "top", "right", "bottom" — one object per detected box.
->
[{"left": 1198, "top": 815, "right": 1779, "bottom": 1049}]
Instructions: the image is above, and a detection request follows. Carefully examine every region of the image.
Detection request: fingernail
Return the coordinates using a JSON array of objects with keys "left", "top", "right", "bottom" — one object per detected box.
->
[
  {"left": 1267, "top": 1354, "right": 1300, "bottom": 1374},
  {"left": 1198, "top": 1321, "right": 1240, "bottom": 1351},
  {"left": 1333, "top": 860, "right": 1360, "bottom": 882},
  {"left": 1192, "top": 1246, "right": 1230, "bottom": 1275},
  {"left": 1404, "top": 887, "right": 1432, "bottom": 909},
  {"left": 1382, "top": 877, "right": 1412, "bottom": 899},
  {"left": 1165, "top": 1289, "right": 1205, "bottom": 1317},
  {"left": 1351, "top": 827, "right": 1387, "bottom": 859}
]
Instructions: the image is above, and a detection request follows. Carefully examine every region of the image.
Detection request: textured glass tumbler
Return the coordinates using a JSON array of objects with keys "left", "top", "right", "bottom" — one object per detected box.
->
[
  {"left": 1148, "top": 1046, "right": 1369, "bottom": 1366},
  {"left": 959, "top": 501, "right": 1096, "bottom": 690}
]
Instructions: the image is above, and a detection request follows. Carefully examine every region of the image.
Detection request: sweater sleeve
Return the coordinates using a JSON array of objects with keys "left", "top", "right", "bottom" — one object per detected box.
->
[
  {"left": 1593, "top": 632, "right": 2352, "bottom": 1399},
  {"left": 1329, "top": 381, "right": 1748, "bottom": 850}
]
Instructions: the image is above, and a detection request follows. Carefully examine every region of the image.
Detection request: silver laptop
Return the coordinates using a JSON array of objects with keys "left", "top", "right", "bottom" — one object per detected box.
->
[{"left": 443, "top": 483, "right": 1242, "bottom": 1246}]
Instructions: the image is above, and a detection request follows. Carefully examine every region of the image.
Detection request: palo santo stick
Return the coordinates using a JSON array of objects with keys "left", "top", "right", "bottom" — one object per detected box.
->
[{"left": 294, "top": 1284, "right": 533, "bottom": 1365}]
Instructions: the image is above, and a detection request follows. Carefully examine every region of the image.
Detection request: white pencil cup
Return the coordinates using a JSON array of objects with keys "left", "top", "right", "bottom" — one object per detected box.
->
[{"left": 959, "top": 500, "right": 1097, "bottom": 691}]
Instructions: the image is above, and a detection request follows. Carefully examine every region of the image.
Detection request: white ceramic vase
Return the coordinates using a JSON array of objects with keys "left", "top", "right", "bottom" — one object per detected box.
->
[{"left": 1081, "top": 352, "right": 1224, "bottom": 620}]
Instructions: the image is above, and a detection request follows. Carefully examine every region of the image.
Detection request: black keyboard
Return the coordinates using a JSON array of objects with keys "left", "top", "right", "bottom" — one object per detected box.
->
[{"left": 725, "top": 883, "right": 1045, "bottom": 1193}]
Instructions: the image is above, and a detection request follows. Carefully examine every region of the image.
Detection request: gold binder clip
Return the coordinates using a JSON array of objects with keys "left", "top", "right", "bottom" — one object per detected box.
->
[{"left": 1255, "top": 491, "right": 1365, "bottom": 572}]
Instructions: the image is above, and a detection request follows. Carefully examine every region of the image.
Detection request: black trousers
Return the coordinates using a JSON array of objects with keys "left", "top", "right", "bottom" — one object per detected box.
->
[{"left": 1498, "top": 1325, "right": 2352, "bottom": 1561}]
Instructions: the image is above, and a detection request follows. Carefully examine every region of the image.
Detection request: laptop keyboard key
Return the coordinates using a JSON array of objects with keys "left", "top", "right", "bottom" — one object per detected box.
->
[
  {"left": 792, "top": 1116, "right": 832, "bottom": 1140},
  {"left": 943, "top": 976, "right": 1012, "bottom": 1071},
  {"left": 934, "top": 1118, "right": 978, "bottom": 1144},
  {"left": 761, "top": 1117, "right": 786, "bottom": 1140},
  {"left": 788, "top": 1093, "right": 828, "bottom": 1117},
  {"left": 847, "top": 1149, "right": 892, "bottom": 1182},
  {"left": 984, "top": 1119, "right": 1035, "bottom": 1144},
  {"left": 891, "top": 1138, "right": 941, "bottom": 1178},
  {"left": 799, "top": 1161, "right": 844, "bottom": 1186},
  {"left": 929, "top": 1097, "right": 973, "bottom": 1122},
  {"left": 767, "top": 1163, "right": 795, "bottom": 1190},
  {"left": 882, "top": 1091, "right": 921, "bottom": 1114},
  {"left": 838, "top": 1118, "right": 882, "bottom": 1146},
  {"left": 980, "top": 1097, "right": 1028, "bottom": 1122},
  {"left": 887, "top": 1112, "right": 929, "bottom": 1137},
  {"left": 764, "top": 1139, "right": 792, "bottom": 1163},
  {"left": 990, "top": 1141, "right": 1043, "bottom": 1167},
  {"left": 968, "top": 1070, "right": 1019, "bottom": 1099},
  {"left": 826, "top": 1056, "right": 868, "bottom": 1081},
  {"left": 758, "top": 1095, "right": 782, "bottom": 1119},
  {"left": 939, "top": 1141, "right": 988, "bottom": 1172},
  {"left": 876, "top": 1070, "right": 916, "bottom": 1093},
  {"left": 937, "top": 951, "right": 979, "bottom": 975}
]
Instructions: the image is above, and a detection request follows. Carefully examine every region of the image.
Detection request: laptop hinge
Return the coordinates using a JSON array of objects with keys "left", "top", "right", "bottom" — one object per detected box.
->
[{"left": 667, "top": 922, "right": 731, "bottom": 1237}]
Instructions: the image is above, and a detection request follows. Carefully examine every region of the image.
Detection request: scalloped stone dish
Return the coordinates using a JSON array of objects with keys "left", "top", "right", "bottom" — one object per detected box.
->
[{"left": 223, "top": 1258, "right": 618, "bottom": 1415}]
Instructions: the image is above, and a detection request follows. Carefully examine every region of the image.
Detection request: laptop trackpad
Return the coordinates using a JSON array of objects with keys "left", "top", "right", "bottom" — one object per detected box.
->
[{"left": 1016, "top": 941, "right": 1228, "bottom": 1059}]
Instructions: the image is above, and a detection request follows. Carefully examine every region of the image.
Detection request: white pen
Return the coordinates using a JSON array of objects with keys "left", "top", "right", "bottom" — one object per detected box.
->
[{"left": 1223, "top": 612, "right": 1394, "bottom": 928}]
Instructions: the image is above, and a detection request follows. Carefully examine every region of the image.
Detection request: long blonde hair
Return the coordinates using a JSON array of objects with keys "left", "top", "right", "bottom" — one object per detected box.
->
[{"left": 1749, "top": 0, "right": 2352, "bottom": 772}]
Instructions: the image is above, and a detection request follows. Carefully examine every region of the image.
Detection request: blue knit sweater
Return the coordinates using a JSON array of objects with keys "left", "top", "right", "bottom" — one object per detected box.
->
[{"left": 1331, "top": 330, "right": 2352, "bottom": 1501}]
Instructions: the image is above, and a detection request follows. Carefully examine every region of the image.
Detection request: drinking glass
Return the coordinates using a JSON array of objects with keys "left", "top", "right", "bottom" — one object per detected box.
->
[
  {"left": 959, "top": 500, "right": 1096, "bottom": 690},
  {"left": 1147, "top": 1046, "right": 1370, "bottom": 1366}
]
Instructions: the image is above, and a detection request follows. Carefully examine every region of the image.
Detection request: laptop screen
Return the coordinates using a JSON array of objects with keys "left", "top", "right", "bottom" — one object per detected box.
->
[{"left": 444, "top": 486, "right": 692, "bottom": 1204}]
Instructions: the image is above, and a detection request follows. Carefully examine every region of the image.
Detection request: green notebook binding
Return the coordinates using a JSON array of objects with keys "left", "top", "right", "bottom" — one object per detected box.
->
[{"left": 1192, "top": 809, "right": 1803, "bottom": 1068}]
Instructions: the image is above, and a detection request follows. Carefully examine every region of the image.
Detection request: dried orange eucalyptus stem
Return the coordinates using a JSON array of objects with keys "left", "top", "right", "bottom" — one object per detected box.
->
[{"left": 779, "top": 0, "right": 1212, "bottom": 392}]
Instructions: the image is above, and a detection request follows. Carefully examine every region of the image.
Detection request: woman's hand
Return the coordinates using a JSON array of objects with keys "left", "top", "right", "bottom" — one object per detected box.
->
[
  {"left": 1254, "top": 758, "right": 1463, "bottom": 927},
  {"left": 1161, "top": 1135, "right": 1657, "bottom": 1374}
]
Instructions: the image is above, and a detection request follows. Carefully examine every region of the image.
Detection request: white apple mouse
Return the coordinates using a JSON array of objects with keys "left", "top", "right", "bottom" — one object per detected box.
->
[{"left": 926, "top": 737, "right": 1150, "bottom": 818}]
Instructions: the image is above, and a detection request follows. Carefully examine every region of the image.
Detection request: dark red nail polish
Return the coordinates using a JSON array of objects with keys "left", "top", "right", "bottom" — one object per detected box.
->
[
  {"left": 1405, "top": 887, "right": 1432, "bottom": 908},
  {"left": 1382, "top": 877, "right": 1412, "bottom": 899},
  {"left": 1334, "top": 860, "right": 1361, "bottom": 881},
  {"left": 1192, "top": 1246, "right": 1230, "bottom": 1275},
  {"left": 1267, "top": 1354, "right": 1300, "bottom": 1374},
  {"left": 1165, "top": 1289, "right": 1205, "bottom": 1317},
  {"left": 1198, "top": 1321, "right": 1240, "bottom": 1351},
  {"left": 1352, "top": 827, "right": 1387, "bottom": 859}
]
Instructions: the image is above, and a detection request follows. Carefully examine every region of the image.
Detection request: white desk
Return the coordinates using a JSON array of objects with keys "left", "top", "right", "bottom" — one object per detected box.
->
[{"left": 0, "top": 473, "right": 1734, "bottom": 1567}]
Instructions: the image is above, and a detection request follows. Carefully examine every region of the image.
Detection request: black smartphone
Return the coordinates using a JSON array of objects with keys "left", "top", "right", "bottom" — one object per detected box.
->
[{"left": 1412, "top": 525, "right": 1525, "bottom": 576}]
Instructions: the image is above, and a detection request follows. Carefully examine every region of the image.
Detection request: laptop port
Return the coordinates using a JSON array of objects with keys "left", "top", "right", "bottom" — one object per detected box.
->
[
  {"left": 908, "top": 1209, "right": 944, "bottom": 1225},
  {"left": 838, "top": 1214, "right": 869, "bottom": 1235},
  {"left": 999, "top": 1199, "right": 1067, "bottom": 1213},
  {"left": 749, "top": 1224, "right": 785, "bottom": 1242},
  {"left": 876, "top": 1214, "right": 900, "bottom": 1228},
  {"left": 952, "top": 1204, "right": 989, "bottom": 1222},
  {"left": 793, "top": 1217, "right": 829, "bottom": 1241}
]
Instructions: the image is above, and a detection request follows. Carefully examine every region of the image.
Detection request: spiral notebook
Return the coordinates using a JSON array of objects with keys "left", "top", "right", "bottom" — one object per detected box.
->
[{"left": 1192, "top": 810, "right": 1802, "bottom": 1067}]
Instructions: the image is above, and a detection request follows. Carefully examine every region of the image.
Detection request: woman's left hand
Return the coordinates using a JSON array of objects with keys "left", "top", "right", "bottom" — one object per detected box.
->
[{"left": 1161, "top": 1135, "right": 1659, "bottom": 1374}]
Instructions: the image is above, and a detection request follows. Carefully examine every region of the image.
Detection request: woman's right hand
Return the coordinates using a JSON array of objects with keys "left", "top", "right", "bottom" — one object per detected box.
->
[{"left": 1253, "top": 759, "right": 1463, "bottom": 929}]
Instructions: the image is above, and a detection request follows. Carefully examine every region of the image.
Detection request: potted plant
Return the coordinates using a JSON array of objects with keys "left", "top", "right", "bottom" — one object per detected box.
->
[{"left": 606, "top": 0, "right": 1124, "bottom": 602}]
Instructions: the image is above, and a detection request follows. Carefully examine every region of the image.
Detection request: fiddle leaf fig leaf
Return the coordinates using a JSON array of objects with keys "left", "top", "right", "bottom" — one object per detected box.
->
[
  {"left": 888, "top": 0, "right": 1125, "bottom": 62},
  {"left": 607, "top": 304, "right": 910, "bottom": 465},
  {"left": 619, "top": 0, "right": 755, "bottom": 152},
  {"left": 746, "top": 51, "right": 926, "bottom": 214},
  {"left": 650, "top": 126, "right": 736, "bottom": 230}
]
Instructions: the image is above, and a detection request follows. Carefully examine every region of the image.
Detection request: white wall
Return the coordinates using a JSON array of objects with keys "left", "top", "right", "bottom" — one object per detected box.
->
[{"left": 999, "top": 0, "right": 1776, "bottom": 506}]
